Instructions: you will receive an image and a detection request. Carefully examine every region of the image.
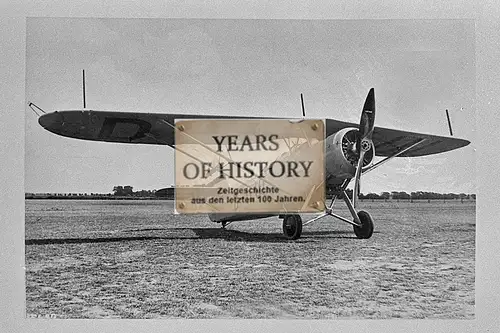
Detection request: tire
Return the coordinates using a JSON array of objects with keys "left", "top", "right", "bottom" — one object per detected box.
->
[
  {"left": 282, "top": 215, "right": 303, "bottom": 240},
  {"left": 353, "top": 210, "right": 374, "bottom": 239}
]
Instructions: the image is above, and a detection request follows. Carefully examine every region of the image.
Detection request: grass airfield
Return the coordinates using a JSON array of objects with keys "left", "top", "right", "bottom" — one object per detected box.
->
[{"left": 25, "top": 199, "right": 475, "bottom": 319}]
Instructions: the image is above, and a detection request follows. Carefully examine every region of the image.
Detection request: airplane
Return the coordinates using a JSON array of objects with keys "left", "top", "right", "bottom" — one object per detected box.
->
[{"left": 33, "top": 88, "right": 470, "bottom": 240}]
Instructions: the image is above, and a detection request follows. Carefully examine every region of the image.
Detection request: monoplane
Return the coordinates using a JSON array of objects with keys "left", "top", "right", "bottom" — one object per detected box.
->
[{"left": 33, "top": 88, "right": 470, "bottom": 240}]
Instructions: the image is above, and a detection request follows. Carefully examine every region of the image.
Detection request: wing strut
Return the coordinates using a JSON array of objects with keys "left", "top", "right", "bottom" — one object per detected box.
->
[
  {"left": 146, "top": 120, "right": 297, "bottom": 198},
  {"left": 362, "top": 138, "right": 427, "bottom": 175}
]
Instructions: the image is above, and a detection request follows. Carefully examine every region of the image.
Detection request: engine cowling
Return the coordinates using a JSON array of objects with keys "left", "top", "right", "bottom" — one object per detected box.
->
[{"left": 325, "top": 127, "right": 375, "bottom": 184}]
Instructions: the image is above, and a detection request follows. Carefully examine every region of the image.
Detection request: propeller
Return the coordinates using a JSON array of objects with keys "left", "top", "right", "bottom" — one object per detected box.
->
[{"left": 353, "top": 88, "right": 376, "bottom": 208}]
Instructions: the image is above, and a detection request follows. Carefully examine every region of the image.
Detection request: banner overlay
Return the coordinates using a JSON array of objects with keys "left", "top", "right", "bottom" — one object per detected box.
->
[{"left": 175, "top": 119, "right": 325, "bottom": 214}]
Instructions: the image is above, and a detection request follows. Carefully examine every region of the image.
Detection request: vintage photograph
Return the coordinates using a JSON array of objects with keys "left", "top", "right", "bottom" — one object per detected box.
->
[{"left": 25, "top": 18, "right": 475, "bottom": 319}]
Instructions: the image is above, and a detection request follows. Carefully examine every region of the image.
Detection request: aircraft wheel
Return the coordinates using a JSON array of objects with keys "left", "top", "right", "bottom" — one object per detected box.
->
[
  {"left": 282, "top": 214, "right": 303, "bottom": 240},
  {"left": 353, "top": 210, "right": 374, "bottom": 239}
]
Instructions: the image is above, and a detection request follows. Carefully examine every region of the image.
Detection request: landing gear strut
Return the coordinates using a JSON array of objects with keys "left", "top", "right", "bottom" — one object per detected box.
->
[{"left": 297, "top": 178, "right": 375, "bottom": 240}]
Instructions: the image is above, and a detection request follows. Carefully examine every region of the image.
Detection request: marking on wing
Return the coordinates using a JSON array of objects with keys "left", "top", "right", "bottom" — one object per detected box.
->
[{"left": 98, "top": 117, "right": 152, "bottom": 142}]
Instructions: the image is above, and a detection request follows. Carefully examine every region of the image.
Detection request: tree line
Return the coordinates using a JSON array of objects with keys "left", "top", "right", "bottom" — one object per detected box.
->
[
  {"left": 113, "top": 186, "right": 475, "bottom": 201},
  {"left": 26, "top": 186, "right": 476, "bottom": 201},
  {"left": 112, "top": 185, "right": 157, "bottom": 197},
  {"left": 331, "top": 189, "right": 475, "bottom": 200},
  {"left": 360, "top": 191, "right": 475, "bottom": 200}
]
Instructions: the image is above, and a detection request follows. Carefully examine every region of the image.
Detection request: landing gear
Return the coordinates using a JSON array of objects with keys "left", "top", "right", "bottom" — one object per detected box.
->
[
  {"left": 282, "top": 214, "right": 303, "bottom": 240},
  {"left": 301, "top": 179, "right": 375, "bottom": 239},
  {"left": 353, "top": 210, "right": 374, "bottom": 239}
]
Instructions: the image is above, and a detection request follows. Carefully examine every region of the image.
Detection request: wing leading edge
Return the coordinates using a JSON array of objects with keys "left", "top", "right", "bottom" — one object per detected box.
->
[{"left": 38, "top": 110, "right": 470, "bottom": 157}]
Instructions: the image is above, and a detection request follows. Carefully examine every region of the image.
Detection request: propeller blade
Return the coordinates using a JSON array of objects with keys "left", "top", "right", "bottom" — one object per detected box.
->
[
  {"left": 353, "top": 149, "right": 365, "bottom": 208},
  {"left": 354, "top": 89, "right": 375, "bottom": 208},
  {"left": 356, "top": 88, "right": 376, "bottom": 153}
]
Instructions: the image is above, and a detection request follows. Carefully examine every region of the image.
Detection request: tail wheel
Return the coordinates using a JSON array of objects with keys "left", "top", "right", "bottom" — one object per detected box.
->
[
  {"left": 282, "top": 215, "right": 303, "bottom": 240},
  {"left": 353, "top": 210, "right": 374, "bottom": 239}
]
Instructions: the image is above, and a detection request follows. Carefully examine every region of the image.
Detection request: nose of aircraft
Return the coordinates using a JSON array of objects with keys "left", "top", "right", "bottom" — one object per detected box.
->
[{"left": 38, "top": 112, "right": 63, "bottom": 132}]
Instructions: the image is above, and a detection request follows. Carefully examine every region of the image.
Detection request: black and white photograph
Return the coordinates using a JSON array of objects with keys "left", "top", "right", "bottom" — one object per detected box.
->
[{"left": 24, "top": 18, "right": 475, "bottom": 320}]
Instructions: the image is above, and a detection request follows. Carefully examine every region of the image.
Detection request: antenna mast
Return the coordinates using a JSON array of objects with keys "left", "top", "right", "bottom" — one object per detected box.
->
[
  {"left": 300, "top": 93, "right": 306, "bottom": 118},
  {"left": 82, "top": 69, "right": 86, "bottom": 109},
  {"left": 445, "top": 109, "right": 453, "bottom": 136}
]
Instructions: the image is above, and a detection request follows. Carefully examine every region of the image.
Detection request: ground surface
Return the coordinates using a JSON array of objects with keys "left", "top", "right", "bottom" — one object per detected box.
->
[{"left": 25, "top": 199, "right": 475, "bottom": 319}]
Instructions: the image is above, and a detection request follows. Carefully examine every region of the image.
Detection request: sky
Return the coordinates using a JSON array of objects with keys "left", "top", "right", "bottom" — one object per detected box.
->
[{"left": 25, "top": 18, "right": 476, "bottom": 194}]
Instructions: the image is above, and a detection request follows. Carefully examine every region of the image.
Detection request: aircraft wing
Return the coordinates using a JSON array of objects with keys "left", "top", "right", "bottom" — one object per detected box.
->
[
  {"left": 38, "top": 110, "right": 470, "bottom": 157},
  {"left": 38, "top": 110, "right": 220, "bottom": 146},
  {"left": 325, "top": 119, "right": 471, "bottom": 157}
]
